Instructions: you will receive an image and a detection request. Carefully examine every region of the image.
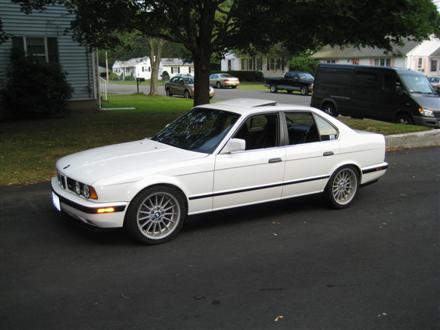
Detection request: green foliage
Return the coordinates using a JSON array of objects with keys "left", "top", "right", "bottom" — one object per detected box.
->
[
  {"left": 124, "top": 74, "right": 135, "bottom": 81},
  {"left": 161, "top": 71, "right": 170, "bottom": 81},
  {"left": 288, "top": 55, "right": 319, "bottom": 74},
  {"left": 211, "top": 70, "right": 264, "bottom": 82},
  {"left": 108, "top": 71, "right": 120, "bottom": 80},
  {"left": 1, "top": 48, "right": 72, "bottom": 119}
]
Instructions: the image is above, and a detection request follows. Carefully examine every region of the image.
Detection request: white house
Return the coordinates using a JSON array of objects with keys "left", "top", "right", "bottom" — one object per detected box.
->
[
  {"left": 221, "top": 53, "right": 289, "bottom": 77},
  {"left": 112, "top": 57, "right": 194, "bottom": 80},
  {"left": 312, "top": 36, "right": 440, "bottom": 76}
]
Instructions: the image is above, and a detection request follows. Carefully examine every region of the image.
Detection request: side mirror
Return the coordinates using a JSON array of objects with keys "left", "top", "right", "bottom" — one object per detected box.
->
[{"left": 222, "top": 138, "right": 246, "bottom": 154}]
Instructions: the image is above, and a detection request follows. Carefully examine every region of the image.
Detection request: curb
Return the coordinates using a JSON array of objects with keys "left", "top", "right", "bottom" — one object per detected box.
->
[{"left": 385, "top": 129, "right": 440, "bottom": 151}]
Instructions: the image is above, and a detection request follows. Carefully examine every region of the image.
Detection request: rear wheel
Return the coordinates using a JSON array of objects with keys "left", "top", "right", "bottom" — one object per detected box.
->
[
  {"left": 395, "top": 112, "right": 414, "bottom": 125},
  {"left": 124, "top": 185, "right": 187, "bottom": 244},
  {"left": 165, "top": 88, "right": 172, "bottom": 97},
  {"left": 322, "top": 102, "right": 338, "bottom": 117},
  {"left": 325, "top": 166, "right": 359, "bottom": 209},
  {"left": 270, "top": 85, "right": 278, "bottom": 93},
  {"left": 216, "top": 82, "right": 222, "bottom": 89},
  {"left": 184, "top": 90, "right": 191, "bottom": 99}
]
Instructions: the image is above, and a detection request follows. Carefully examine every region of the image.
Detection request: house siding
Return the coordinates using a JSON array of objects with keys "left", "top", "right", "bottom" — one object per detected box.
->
[{"left": 0, "top": 0, "right": 96, "bottom": 102}]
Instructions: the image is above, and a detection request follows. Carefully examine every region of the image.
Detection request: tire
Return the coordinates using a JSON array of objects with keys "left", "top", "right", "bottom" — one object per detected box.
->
[
  {"left": 325, "top": 166, "right": 359, "bottom": 209},
  {"left": 322, "top": 102, "right": 338, "bottom": 117},
  {"left": 216, "top": 82, "right": 222, "bottom": 89},
  {"left": 286, "top": 90, "right": 293, "bottom": 94},
  {"left": 395, "top": 112, "right": 414, "bottom": 125},
  {"left": 165, "top": 88, "right": 172, "bottom": 97},
  {"left": 124, "top": 185, "right": 187, "bottom": 244},
  {"left": 184, "top": 90, "right": 191, "bottom": 99},
  {"left": 270, "top": 85, "right": 278, "bottom": 93},
  {"left": 300, "top": 85, "right": 308, "bottom": 96},
  {"left": 232, "top": 85, "right": 237, "bottom": 89}
]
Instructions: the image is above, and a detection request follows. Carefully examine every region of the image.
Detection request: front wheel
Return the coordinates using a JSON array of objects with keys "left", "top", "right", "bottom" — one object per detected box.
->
[
  {"left": 325, "top": 166, "right": 359, "bottom": 209},
  {"left": 270, "top": 85, "right": 278, "bottom": 93},
  {"left": 165, "top": 88, "right": 172, "bottom": 97},
  {"left": 395, "top": 112, "right": 414, "bottom": 125},
  {"left": 184, "top": 90, "right": 191, "bottom": 99},
  {"left": 124, "top": 186, "right": 187, "bottom": 244},
  {"left": 300, "top": 85, "right": 308, "bottom": 95},
  {"left": 216, "top": 82, "right": 222, "bottom": 89}
]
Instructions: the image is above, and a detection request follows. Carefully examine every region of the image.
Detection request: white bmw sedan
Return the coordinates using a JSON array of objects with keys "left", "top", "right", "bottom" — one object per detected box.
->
[{"left": 51, "top": 98, "right": 388, "bottom": 244}]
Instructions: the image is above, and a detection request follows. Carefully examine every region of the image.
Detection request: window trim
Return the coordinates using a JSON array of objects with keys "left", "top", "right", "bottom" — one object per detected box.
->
[{"left": 22, "top": 36, "right": 49, "bottom": 62}]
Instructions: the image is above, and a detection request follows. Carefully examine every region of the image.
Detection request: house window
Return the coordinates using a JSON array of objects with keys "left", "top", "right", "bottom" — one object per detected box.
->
[
  {"left": 418, "top": 58, "right": 423, "bottom": 70},
  {"left": 142, "top": 67, "right": 145, "bottom": 72},
  {"left": 256, "top": 57, "right": 262, "bottom": 71},
  {"left": 351, "top": 58, "right": 359, "bottom": 65},
  {"left": 189, "top": 66, "right": 192, "bottom": 74},
  {"left": 148, "top": 67, "right": 151, "bottom": 72},
  {"left": 11, "top": 36, "right": 59, "bottom": 63},
  {"left": 374, "top": 58, "right": 391, "bottom": 67},
  {"left": 171, "top": 67, "right": 174, "bottom": 74},
  {"left": 177, "top": 67, "right": 180, "bottom": 74},
  {"left": 431, "top": 59, "right": 437, "bottom": 72},
  {"left": 325, "top": 59, "right": 336, "bottom": 64}
]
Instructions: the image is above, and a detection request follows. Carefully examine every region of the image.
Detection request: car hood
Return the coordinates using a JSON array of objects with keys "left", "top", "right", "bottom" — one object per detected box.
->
[
  {"left": 56, "top": 139, "right": 207, "bottom": 185},
  {"left": 411, "top": 93, "right": 440, "bottom": 111}
]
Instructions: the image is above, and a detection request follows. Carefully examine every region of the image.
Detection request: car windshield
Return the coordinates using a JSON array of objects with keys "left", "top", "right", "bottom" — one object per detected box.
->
[
  {"left": 152, "top": 108, "right": 240, "bottom": 153},
  {"left": 221, "top": 74, "right": 232, "bottom": 77},
  {"left": 299, "top": 73, "right": 314, "bottom": 80},
  {"left": 400, "top": 73, "right": 436, "bottom": 94}
]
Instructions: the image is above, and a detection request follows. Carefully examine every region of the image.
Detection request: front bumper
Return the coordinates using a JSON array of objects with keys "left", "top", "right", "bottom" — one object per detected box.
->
[
  {"left": 51, "top": 177, "right": 128, "bottom": 228},
  {"left": 413, "top": 115, "right": 440, "bottom": 128}
]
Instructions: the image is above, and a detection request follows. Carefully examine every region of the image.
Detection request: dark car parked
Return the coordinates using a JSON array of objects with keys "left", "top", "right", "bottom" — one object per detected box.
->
[
  {"left": 264, "top": 71, "right": 314, "bottom": 95},
  {"left": 311, "top": 64, "right": 440, "bottom": 128}
]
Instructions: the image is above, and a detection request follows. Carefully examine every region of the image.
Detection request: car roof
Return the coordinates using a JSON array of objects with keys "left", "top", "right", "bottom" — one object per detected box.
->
[
  {"left": 318, "top": 63, "right": 423, "bottom": 75},
  {"left": 196, "top": 98, "right": 315, "bottom": 115}
]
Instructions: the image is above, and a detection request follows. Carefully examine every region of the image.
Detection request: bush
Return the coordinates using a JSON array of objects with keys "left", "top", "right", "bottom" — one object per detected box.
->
[
  {"left": 1, "top": 49, "right": 72, "bottom": 119},
  {"left": 210, "top": 70, "right": 264, "bottom": 82},
  {"left": 108, "top": 72, "right": 120, "bottom": 80},
  {"left": 161, "top": 71, "right": 170, "bottom": 81},
  {"left": 124, "top": 74, "right": 135, "bottom": 81},
  {"left": 288, "top": 55, "right": 318, "bottom": 74}
]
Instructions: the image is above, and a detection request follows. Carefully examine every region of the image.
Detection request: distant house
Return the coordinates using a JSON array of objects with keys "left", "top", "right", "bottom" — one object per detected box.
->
[
  {"left": 312, "top": 37, "right": 440, "bottom": 75},
  {"left": 112, "top": 57, "right": 194, "bottom": 80},
  {"left": 0, "top": 0, "right": 99, "bottom": 115},
  {"left": 220, "top": 53, "right": 289, "bottom": 77}
]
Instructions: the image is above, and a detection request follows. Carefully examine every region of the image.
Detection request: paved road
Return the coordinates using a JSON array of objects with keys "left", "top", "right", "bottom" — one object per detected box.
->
[
  {"left": 1, "top": 148, "right": 439, "bottom": 330},
  {"left": 107, "top": 82, "right": 312, "bottom": 106}
]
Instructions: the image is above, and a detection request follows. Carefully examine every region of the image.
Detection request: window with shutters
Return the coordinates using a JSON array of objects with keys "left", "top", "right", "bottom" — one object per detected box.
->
[{"left": 11, "top": 36, "right": 59, "bottom": 63}]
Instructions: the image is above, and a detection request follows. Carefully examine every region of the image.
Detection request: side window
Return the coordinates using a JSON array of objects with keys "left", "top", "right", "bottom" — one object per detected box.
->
[
  {"left": 355, "top": 71, "right": 379, "bottom": 88},
  {"left": 233, "top": 113, "right": 279, "bottom": 150},
  {"left": 383, "top": 74, "right": 398, "bottom": 92},
  {"left": 313, "top": 114, "right": 339, "bottom": 141},
  {"left": 170, "top": 77, "right": 178, "bottom": 83},
  {"left": 285, "top": 112, "right": 320, "bottom": 145}
]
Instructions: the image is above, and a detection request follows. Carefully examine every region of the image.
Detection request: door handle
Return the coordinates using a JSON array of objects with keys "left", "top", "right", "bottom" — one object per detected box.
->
[
  {"left": 323, "top": 151, "right": 334, "bottom": 157},
  {"left": 268, "top": 157, "right": 282, "bottom": 163}
]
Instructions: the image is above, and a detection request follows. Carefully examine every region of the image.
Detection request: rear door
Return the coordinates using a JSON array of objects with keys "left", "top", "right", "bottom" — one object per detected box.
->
[{"left": 282, "top": 111, "right": 340, "bottom": 198}]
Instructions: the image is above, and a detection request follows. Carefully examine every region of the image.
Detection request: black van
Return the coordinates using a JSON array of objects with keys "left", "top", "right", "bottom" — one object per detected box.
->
[{"left": 311, "top": 64, "right": 440, "bottom": 128}]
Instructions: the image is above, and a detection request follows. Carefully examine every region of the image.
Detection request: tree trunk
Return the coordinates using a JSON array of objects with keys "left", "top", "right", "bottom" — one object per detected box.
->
[
  {"left": 148, "top": 38, "right": 164, "bottom": 96},
  {"left": 193, "top": 51, "right": 211, "bottom": 106}
]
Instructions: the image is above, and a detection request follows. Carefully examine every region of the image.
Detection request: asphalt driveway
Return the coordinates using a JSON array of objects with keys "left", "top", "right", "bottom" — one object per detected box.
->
[{"left": 0, "top": 148, "right": 439, "bottom": 329}]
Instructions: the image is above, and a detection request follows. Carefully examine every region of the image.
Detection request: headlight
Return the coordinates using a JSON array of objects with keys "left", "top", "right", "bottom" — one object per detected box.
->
[
  {"left": 83, "top": 185, "right": 90, "bottom": 198},
  {"left": 75, "top": 181, "right": 81, "bottom": 194},
  {"left": 418, "top": 107, "right": 434, "bottom": 117}
]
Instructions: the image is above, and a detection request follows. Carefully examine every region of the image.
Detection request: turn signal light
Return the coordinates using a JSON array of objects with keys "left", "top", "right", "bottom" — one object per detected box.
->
[
  {"left": 97, "top": 207, "right": 115, "bottom": 214},
  {"left": 88, "top": 186, "right": 98, "bottom": 200}
]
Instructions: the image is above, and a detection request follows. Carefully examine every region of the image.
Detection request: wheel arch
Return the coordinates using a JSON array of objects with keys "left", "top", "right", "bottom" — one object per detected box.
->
[{"left": 328, "top": 161, "right": 362, "bottom": 184}]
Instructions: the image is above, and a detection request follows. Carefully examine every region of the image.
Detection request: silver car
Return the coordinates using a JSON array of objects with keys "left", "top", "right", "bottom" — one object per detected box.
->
[
  {"left": 165, "top": 75, "right": 215, "bottom": 99},
  {"left": 209, "top": 73, "right": 240, "bottom": 89}
]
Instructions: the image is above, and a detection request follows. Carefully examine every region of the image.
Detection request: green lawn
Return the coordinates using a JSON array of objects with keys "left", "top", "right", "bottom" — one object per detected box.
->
[
  {"left": 236, "top": 82, "right": 267, "bottom": 91},
  {"left": 0, "top": 93, "right": 429, "bottom": 185}
]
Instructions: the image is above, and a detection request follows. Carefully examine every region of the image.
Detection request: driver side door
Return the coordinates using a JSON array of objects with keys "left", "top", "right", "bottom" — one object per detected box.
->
[{"left": 213, "top": 112, "right": 285, "bottom": 210}]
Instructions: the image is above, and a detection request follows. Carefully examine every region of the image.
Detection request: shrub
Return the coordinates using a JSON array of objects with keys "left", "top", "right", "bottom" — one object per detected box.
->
[
  {"left": 108, "top": 72, "right": 120, "bottom": 80},
  {"left": 288, "top": 55, "right": 318, "bottom": 74},
  {"left": 1, "top": 48, "right": 72, "bottom": 119},
  {"left": 161, "top": 71, "right": 170, "bottom": 81},
  {"left": 210, "top": 70, "right": 264, "bottom": 82},
  {"left": 124, "top": 74, "right": 135, "bottom": 81}
]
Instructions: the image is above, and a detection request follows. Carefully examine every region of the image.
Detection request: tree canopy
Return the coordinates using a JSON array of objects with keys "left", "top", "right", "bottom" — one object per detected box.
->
[{"left": 7, "top": 0, "right": 440, "bottom": 105}]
